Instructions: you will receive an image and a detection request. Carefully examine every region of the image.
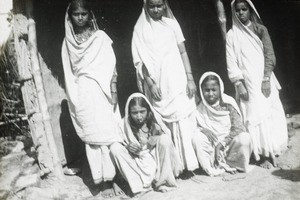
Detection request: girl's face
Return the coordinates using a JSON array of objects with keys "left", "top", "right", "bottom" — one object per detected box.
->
[
  {"left": 235, "top": 2, "right": 251, "bottom": 25},
  {"left": 202, "top": 80, "right": 221, "bottom": 105},
  {"left": 71, "top": 6, "right": 90, "bottom": 28},
  {"left": 147, "top": 0, "right": 165, "bottom": 21},
  {"left": 130, "top": 104, "right": 148, "bottom": 126}
]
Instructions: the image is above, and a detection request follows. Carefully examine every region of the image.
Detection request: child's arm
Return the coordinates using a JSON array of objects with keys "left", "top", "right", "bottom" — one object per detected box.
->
[{"left": 223, "top": 104, "right": 246, "bottom": 147}]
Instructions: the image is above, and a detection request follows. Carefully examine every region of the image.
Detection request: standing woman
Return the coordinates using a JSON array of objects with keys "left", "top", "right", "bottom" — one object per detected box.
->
[
  {"left": 61, "top": 0, "right": 122, "bottom": 197},
  {"left": 132, "top": 0, "right": 199, "bottom": 171},
  {"left": 226, "top": 0, "right": 288, "bottom": 168}
]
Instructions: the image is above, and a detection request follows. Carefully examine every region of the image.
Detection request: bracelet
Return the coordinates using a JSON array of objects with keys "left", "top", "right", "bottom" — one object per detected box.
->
[
  {"left": 187, "top": 79, "right": 194, "bottom": 82},
  {"left": 234, "top": 80, "right": 243, "bottom": 87},
  {"left": 262, "top": 76, "right": 270, "bottom": 82},
  {"left": 111, "top": 91, "right": 117, "bottom": 93}
]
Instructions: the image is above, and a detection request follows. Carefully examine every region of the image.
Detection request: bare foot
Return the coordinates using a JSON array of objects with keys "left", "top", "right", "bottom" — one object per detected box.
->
[
  {"left": 260, "top": 158, "right": 273, "bottom": 169},
  {"left": 132, "top": 188, "right": 151, "bottom": 199},
  {"left": 270, "top": 153, "right": 278, "bottom": 168},
  {"left": 113, "top": 182, "right": 125, "bottom": 196},
  {"left": 101, "top": 182, "right": 114, "bottom": 198},
  {"left": 157, "top": 185, "right": 176, "bottom": 193}
]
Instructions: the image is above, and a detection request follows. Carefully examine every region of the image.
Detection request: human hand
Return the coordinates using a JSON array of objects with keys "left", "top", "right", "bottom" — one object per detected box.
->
[
  {"left": 261, "top": 80, "right": 271, "bottom": 98},
  {"left": 186, "top": 80, "right": 197, "bottom": 98},
  {"left": 127, "top": 142, "right": 141, "bottom": 156},
  {"left": 236, "top": 82, "right": 249, "bottom": 101},
  {"left": 150, "top": 83, "right": 162, "bottom": 100}
]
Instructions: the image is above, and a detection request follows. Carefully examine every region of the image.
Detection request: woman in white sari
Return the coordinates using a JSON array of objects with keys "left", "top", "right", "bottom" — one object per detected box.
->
[
  {"left": 110, "top": 93, "right": 183, "bottom": 195},
  {"left": 132, "top": 0, "right": 199, "bottom": 171},
  {"left": 226, "top": 0, "right": 288, "bottom": 168},
  {"left": 61, "top": 0, "right": 122, "bottom": 197},
  {"left": 193, "top": 72, "right": 252, "bottom": 176}
]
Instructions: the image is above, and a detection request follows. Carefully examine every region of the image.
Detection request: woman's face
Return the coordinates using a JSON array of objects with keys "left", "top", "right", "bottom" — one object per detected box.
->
[
  {"left": 130, "top": 104, "right": 148, "bottom": 126},
  {"left": 202, "top": 80, "right": 221, "bottom": 105},
  {"left": 71, "top": 6, "right": 89, "bottom": 28},
  {"left": 235, "top": 2, "right": 251, "bottom": 25},
  {"left": 146, "top": 0, "right": 165, "bottom": 21}
]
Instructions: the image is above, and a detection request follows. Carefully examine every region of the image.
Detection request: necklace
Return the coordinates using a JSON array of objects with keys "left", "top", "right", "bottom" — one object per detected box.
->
[{"left": 75, "top": 28, "right": 94, "bottom": 43}]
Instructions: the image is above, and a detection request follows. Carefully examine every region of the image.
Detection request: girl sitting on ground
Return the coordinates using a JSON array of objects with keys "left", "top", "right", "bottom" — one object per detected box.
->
[{"left": 110, "top": 93, "right": 183, "bottom": 197}]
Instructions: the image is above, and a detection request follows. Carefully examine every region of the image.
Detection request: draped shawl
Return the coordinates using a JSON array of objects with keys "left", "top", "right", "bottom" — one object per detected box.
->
[
  {"left": 196, "top": 72, "right": 241, "bottom": 143},
  {"left": 226, "top": 0, "right": 281, "bottom": 125},
  {"left": 132, "top": 0, "right": 196, "bottom": 122},
  {"left": 61, "top": 6, "right": 121, "bottom": 145}
]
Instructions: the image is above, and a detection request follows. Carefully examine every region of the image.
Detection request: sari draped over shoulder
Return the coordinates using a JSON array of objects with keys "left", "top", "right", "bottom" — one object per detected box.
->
[
  {"left": 226, "top": 0, "right": 287, "bottom": 158},
  {"left": 131, "top": 0, "right": 196, "bottom": 122},
  {"left": 61, "top": 6, "right": 121, "bottom": 183},
  {"left": 110, "top": 93, "right": 182, "bottom": 193},
  {"left": 193, "top": 72, "right": 252, "bottom": 175},
  {"left": 131, "top": 0, "right": 198, "bottom": 171}
]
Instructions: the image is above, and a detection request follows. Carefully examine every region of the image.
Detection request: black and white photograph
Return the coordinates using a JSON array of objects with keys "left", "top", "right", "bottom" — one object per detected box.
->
[{"left": 0, "top": 0, "right": 299, "bottom": 199}]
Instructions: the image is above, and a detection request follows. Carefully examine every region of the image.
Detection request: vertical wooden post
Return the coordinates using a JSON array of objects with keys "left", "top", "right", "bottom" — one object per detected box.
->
[{"left": 25, "top": 0, "right": 64, "bottom": 180}]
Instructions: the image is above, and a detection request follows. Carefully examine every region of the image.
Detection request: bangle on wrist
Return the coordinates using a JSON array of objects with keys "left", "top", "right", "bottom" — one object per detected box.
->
[
  {"left": 234, "top": 80, "right": 242, "bottom": 86},
  {"left": 262, "top": 76, "right": 270, "bottom": 82},
  {"left": 111, "top": 91, "right": 117, "bottom": 93}
]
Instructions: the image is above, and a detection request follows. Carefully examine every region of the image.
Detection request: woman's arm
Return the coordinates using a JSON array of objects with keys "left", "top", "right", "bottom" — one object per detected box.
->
[
  {"left": 256, "top": 24, "right": 276, "bottom": 98},
  {"left": 226, "top": 31, "right": 249, "bottom": 101},
  {"left": 178, "top": 42, "right": 196, "bottom": 98},
  {"left": 223, "top": 104, "right": 246, "bottom": 147},
  {"left": 142, "top": 64, "right": 162, "bottom": 100},
  {"left": 110, "top": 67, "right": 118, "bottom": 110}
]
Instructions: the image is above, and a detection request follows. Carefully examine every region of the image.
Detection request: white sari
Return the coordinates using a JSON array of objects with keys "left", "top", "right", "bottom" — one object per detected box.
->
[
  {"left": 61, "top": 6, "right": 122, "bottom": 183},
  {"left": 110, "top": 93, "right": 182, "bottom": 193},
  {"left": 132, "top": 0, "right": 198, "bottom": 170},
  {"left": 193, "top": 72, "right": 252, "bottom": 175},
  {"left": 226, "top": 0, "right": 287, "bottom": 159}
]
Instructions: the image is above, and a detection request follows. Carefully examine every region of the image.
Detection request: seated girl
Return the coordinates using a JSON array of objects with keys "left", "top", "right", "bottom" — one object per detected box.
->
[
  {"left": 110, "top": 93, "right": 183, "bottom": 196},
  {"left": 192, "top": 72, "right": 253, "bottom": 176}
]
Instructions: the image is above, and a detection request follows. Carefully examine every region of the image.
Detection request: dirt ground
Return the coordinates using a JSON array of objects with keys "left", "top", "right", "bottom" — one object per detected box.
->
[{"left": 36, "top": 114, "right": 300, "bottom": 200}]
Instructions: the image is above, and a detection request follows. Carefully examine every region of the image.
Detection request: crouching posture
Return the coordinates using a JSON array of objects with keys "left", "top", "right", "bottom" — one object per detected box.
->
[
  {"left": 193, "top": 72, "right": 253, "bottom": 176},
  {"left": 110, "top": 93, "right": 183, "bottom": 196}
]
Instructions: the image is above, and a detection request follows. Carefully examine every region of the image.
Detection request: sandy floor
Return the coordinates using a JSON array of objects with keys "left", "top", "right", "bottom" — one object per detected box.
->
[{"left": 49, "top": 114, "right": 300, "bottom": 200}]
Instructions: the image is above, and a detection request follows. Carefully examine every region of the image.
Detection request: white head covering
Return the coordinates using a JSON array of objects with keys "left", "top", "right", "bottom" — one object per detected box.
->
[
  {"left": 61, "top": 4, "right": 119, "bottom": 144},
  {"left": 122, "top": 93, "right": 171, "bottom": 144},
  {"left": 199, "top": 71, "right": 241, "bottom": 116},
  {"left": 231, "top": 0, "right": 262, "bottom": 28},
  {"left": 196, "top": 72, "right": 242, "bottom": 141},
  {"left": 132, "top": 0, "right": 179, "bottom": 91}
]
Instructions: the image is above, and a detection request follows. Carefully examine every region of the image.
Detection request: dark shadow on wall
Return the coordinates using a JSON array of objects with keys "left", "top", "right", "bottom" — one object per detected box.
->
[{"left": 60, "top": 99, "right": 85, "bottom": 165}]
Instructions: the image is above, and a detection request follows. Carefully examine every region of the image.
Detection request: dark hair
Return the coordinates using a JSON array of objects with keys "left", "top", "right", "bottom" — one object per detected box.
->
[
  {"left": 201, "top": 75, "right": 220, "bottom": 90},
  {"left": 201, "top": 75, "right": 224, "bottom": 105},
  {"left": 68, "top": 0, "right": 92, "bottom": 17},
  {"left": 128, "top": 96, "right": 155, "bottom": 130}
]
